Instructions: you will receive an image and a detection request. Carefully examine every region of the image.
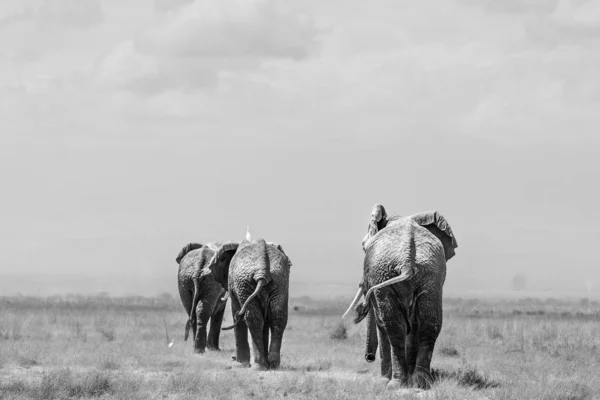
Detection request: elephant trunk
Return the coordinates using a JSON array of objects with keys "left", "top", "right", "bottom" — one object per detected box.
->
[{"left": 365, "top": 307, "right": 378, "bottom": 363}]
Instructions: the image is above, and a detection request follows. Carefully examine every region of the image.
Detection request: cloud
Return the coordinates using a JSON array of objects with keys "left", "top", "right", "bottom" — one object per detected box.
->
[
  {"left": 94, "top": 0, "right": 320, "bottom": 96},
  {"left": 136, "top": 0, "right": 318, "bottom": 59},
  {"left": 0, "top": 7, "right": 35, "bottom": 30},
  {"left": 38, "top": 0, "right": 104, "bottom": 29},
  {"left": 154, "top": 0, "right": 193, "bottom": 13},
  {"left": 93, "top": 41, "right": 220, "bottom": 94}
]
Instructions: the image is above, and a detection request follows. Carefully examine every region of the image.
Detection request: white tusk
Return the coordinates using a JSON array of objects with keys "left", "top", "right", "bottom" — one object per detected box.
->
[
  {"left": 221, "top": 291, "right": 230, "bottom": 302},
  {"left": 342, "top": 287, "right": 364, "bottom": 319},
  {"left": 363, "top": 270, "right": 411, "bottom": 301}
]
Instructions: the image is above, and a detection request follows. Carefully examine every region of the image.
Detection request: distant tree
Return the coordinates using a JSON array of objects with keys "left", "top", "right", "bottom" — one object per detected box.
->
[
  {"left": 158, "top": 292, "right": 175, "bottom": 302},
  {"left": 511, "top": 274, "right": 528, "bottom": 291}
]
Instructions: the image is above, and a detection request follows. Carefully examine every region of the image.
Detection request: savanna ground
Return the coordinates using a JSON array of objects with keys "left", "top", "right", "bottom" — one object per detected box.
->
[{"left": 1, "top": 294, "right": 599, "bottom": 400}]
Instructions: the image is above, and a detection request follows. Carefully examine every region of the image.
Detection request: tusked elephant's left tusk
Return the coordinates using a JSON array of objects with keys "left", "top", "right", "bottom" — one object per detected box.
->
[
  {"left": 342, "top": 287, "right": 364, "bottom": 319},
  {"left": 221, "top": 291, "right": 230, "bottom": 302}
]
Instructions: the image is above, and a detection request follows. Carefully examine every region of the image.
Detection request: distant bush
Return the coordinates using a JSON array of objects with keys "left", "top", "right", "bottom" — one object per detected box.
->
[
  {"left": 432, "top": 366, "right": 500, "bottom": 390},
  {"left": 95, "top": 322, "right": 116, "bottom": 342},
  {"left": 0, "top": 368, "right": 128, "bottom": 399},
  {"left": 329, "top": 321, "right": 348, "bottom": 340},
  {"left": 0, "top": 295, "right": 180, "bottom": 312},
  {"left": 438, "top": 346, "right": 460, "bottom": 357},
  {"left": 486, "top": 324, "right": 503, "bottom": 340},
  {"left": 456, "top": 367, "right": 500, "bottom": 390}
]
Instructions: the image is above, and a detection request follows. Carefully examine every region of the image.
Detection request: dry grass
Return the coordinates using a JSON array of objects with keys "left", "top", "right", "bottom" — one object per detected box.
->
[{"left": 0, "top": 295, "right": 599, "bottom": 399}]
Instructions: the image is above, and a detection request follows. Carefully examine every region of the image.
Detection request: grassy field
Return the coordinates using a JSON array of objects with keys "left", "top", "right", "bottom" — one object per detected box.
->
[{"left": 1, "top": 294, "right": 599, "bottom": 400}]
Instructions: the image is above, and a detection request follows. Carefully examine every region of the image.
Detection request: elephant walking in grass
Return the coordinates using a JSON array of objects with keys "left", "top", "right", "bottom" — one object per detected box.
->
[
  {"left": 343, "top": 204, "right": 458, "bottom": 390},
  {"left": 222, "top": 229, "right": 292, "bottom": 370},
  {"left": 176, "top": 241, "right": 238, "bottom": 353}
]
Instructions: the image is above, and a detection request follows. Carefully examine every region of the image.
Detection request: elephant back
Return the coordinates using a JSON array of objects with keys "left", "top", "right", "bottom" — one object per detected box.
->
[
  {"left": 229, "top": 239, "right": 272, "bottom": 285},
  {"left": 178, "top": 246, "right": 216, "bottom": 282},
  {"left": 367, "top": 218, "right": 446, "bottom": 279},
  {"left": 229, "top": 239, "right": 291, "bottom": 289},
  {"left": 365, "top": 210, "right": 457, "bottom": 262}
]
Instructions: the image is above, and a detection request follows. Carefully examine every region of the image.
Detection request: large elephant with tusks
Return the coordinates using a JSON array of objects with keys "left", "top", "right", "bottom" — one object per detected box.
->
[
  {"left": 343, "top": 204, "right": 458, "bottom": 390},
  {"left": 222, "top": 229, "right": 292, "bottom": 370}
]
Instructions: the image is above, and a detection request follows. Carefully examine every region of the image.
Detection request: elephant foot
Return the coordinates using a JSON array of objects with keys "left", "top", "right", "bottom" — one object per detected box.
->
[
  {"left": 232, "top": 356, "right": 251, "bottom": 368},
  {"left": 207, "top": 345, "right": 221, "bottom": 352},
  {"left": 411, "top": 368, "right": 433, "bottom": 390},
  {"left": 376, "top": 376, "right": 391, "bottom": 387},
  {"left": 268, "top": 352, "right": 281, "bottom": 369},
  {"left": 251, "top": 362, "right": 269, "bottom": 371},
  {"left": 386, "top": 378, "right": 409, "bottom": 392},
  {"left": 193, "top": 348, "right": 205, "bottom": 355}
]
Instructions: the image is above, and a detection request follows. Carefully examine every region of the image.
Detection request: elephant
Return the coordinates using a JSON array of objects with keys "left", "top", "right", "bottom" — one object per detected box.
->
[
  {"left": 343, "top": 204, "right": 458, "bottom": 390},
  {"left": 176, "top": 241, "right": 238, "bottom": 353},
  {"left": 221, "top": 229, "right": 292, "bottom": 370}
]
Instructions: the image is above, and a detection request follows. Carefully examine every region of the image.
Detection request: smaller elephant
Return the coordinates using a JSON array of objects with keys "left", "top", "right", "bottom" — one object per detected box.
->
[
  {"left": 222, "top": 229, "right": 292, "bottom": 370},
  {"left": 176, "top": 241, "right": 238, "bottom": 353}
]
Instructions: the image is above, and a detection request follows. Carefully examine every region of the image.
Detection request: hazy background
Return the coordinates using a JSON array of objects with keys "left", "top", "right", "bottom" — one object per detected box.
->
[{"left": 1, "top": 0, "right": 599, "bottom": 299}]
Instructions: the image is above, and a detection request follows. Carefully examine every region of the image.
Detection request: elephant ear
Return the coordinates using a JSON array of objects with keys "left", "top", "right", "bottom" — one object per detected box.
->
[
  {"left": 208, "top": 241, "right": 239, "bottom": 265},
  {"left": 267, "top": 242, "right": 293, "bottom": 268},
  {"left": 362, "top": 204, "right": 389, "bottom": 251},
  {"left": 409, "top": 211, "right": 458, "bottom": 261},
  {"left": 175, "top": 242, "right": 204, "bottom": 264},
  {"left": 205, "top": 241, "right": 239, "bottom": 282}
]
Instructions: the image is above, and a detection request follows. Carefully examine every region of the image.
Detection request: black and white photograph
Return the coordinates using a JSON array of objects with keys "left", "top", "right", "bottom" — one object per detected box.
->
[{"left": 1, "top": 0, "right": 599, "bottom": 398}]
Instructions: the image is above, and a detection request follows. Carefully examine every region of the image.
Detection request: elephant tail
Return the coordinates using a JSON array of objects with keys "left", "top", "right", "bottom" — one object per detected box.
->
[
  {"left": 185, "top": 278, "right": 202, "bottom": 341},
  {"left": 222, "top": 279, "right": 266, "bottom": 331},
  {"left": 184, "top": 319, "right": 192, "bottom": 341}
]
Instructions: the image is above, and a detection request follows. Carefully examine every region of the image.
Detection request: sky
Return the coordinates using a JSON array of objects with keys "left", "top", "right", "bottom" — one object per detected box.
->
[{"left": 1, "top": 0, "right": 599, "bottom": 298}]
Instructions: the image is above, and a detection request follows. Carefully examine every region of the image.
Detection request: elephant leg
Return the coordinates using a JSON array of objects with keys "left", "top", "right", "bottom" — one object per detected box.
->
[
  {"left": 231, "top": 293, "right": 251, "bottom": 367},
  {"left": 406, "top": 314, "right": 419, "bottom": 376},
  {"left": 262, "top": 318, "right": 270, "bottom": 365},
  {"left": 376, "top": 292, "right": 410, "bottom": 391},
  {"left": 267, "top": 302, "right": 287, "bottom": 370},
  {"left": 245, "top": 303, "right": 269, "bottom": 370},
  {"left": 378, "top": 324, "right": 392, "bottom": 381},
  {"left": 194, "top": 300, "right": 213, "bottom": 354},
  {"left": 412, "top": 293, "right": 442, "bottom": 389},
  {"left": 207, "top": 306, "right": 225, "bottom": 351},
  {"left": 179, "top": 290, "right": 196, "bottom": 342}
]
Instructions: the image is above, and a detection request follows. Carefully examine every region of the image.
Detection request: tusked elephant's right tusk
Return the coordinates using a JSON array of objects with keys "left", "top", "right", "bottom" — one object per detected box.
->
[
  {"left": 342, "top": 287, "right": 364, "bottom": 319},
  {"left": 221, "top": 291, "right": 230, "bottom": 302}
]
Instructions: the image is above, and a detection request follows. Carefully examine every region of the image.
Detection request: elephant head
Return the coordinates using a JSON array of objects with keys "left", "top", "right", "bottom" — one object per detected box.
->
[{"left": 361, "top": 204, "right": 388, "bottom": 250}]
